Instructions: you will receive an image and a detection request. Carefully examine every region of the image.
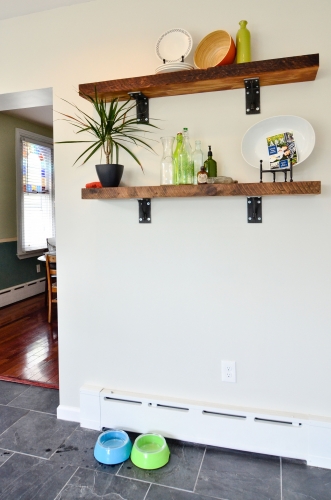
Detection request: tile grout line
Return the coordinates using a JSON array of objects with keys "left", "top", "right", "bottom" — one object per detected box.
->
[
  {"left": 193, "top": 446, "right": 206, "bottom": 492},
  {"left": 0, "top": 409, "right": 31, "bottom": 437},
  {"left": 141, "top": 482, "right": 222, "bottom": 499},
  {"left": 6, "top": 405, "right": 58, "bottom": 417},
  {"left": 116, "top": 473, "right": 153, "bottom": 486},
  {"left": 1, "top": 401, "right": 58, "bottom": 417},
  {"left": 0, "top": 455, "right": 50, "bottom": 499},
  {"left": 3, "top": 384, "right": 31, "bottom": 406},
  {"left": 48, "top": 423, "right": 80, "bottom": 460},
  {"left": 143, "top": 483, "right": 152, "bottom": 500},
  {"left": 0, "top": 448, "right": 49, "bottom": 460},
  {"left": 115, "top": 461, "right": 124, "bottom": 476},
  {"left": 0, "top": 450, "right": 13, "bottom": 468},
  {"left": 1, "top": 418, "right": 80, "bottom": 462},
  {"left": 115, "top": 473, "right": 201, "bottom": 495},
  {"left": 0, "top": 408, "right": 78, "bottom": 459},
  {"left": 54, "top": 465, "right": 80, "bottom": 500},
  {"left": 280, "top": 456, "right": 283, "bottom": 500}
]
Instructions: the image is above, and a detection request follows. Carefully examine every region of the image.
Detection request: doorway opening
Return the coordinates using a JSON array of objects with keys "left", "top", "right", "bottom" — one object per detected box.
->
[{"left": 0, "top": 88, "right": 57, "bottom": 388}]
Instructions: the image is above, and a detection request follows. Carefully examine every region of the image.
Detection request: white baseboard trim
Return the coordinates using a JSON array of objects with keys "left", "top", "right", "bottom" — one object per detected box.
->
[
  {"left": 0, "top": 278, "right": 46, "bottom": 307},
  {"left": 308, "top": 456, "right": 331, "bottom": 469},
  {"left": 80, "top": 385, "right": 102, "bottom": 430},
  {"left": 57, "top": 405, "right": 80, "bottom": 423},
  {"left": 76, "top": 385, "right": 331, "bottom": 469}
]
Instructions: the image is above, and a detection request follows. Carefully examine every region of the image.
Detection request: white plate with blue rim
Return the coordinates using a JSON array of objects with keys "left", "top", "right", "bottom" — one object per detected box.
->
[
  {"left": 241, "top": 115, "right": 315, "bottom": 168},
  {"left": 155, "top": 28, "right": 193, "bottom": 63}
]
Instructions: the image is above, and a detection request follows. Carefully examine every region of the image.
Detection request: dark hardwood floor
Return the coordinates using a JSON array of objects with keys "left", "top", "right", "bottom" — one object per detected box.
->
[{"left": 0, "top": 294, "right": 58, "bottom": 388}]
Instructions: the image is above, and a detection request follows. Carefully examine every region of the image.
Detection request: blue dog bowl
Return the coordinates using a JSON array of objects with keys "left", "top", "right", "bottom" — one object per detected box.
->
[{"left": 94, "top": 430, "right": 132, "bottom": 465}]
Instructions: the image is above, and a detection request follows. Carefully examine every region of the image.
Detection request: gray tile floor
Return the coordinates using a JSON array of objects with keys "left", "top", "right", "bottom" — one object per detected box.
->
[{"left": 0, "top": 380, "right": 330, "bottom": 500}]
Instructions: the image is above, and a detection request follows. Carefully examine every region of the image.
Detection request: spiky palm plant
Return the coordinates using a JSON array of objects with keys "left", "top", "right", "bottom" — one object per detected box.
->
[{"left": 56, "top": 89, "right": 157, "bottom": 170}]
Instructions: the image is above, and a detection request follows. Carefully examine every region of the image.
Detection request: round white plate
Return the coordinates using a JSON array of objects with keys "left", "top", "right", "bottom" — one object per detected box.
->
[
  {"left": 156, "top": 28, "right": 193, "bottom": 63},
  {"left": 155, "top": 67, "right": 193, "bottom": 72},
  {"left": 241, "top": 115, "right": 315, "bottom": 168},
  {"left": 155, "top": 66, "right": 194, "bottom": 74},
  {"left": 155, "top": 63, "right": 193, "bottom": 70}
]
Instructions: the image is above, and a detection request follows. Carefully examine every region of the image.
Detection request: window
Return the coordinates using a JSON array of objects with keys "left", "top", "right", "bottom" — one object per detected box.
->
[{"left": 16, "top": 129, "right": 55, "bottom": 259}]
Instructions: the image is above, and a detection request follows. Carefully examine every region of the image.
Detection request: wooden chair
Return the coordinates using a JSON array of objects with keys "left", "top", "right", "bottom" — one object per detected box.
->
[{"left": 46, "top": 254, "right": 57, "bottom": 323}]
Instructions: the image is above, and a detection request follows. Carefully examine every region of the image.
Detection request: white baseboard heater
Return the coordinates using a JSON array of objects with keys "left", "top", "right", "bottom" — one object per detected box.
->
[
  {"left": 0, "top": 278, "right": 46, "bottom": 307},
  {"left": 78, "top": 385, "right": 331, "bottom": 470}
]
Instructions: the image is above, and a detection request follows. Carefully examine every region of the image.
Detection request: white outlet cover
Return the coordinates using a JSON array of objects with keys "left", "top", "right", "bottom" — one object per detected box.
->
[{"left": 221, "top": 360, "right": 236, "bottom": 383}]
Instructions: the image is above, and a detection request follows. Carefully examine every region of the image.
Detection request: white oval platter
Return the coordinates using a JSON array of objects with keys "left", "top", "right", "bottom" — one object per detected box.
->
[{"left": 241, "top": 115, "right": 315, "bottom": 168}]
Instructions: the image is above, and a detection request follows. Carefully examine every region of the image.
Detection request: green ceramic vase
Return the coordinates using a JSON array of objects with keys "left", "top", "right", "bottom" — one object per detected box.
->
[{"left": 236, "top": 20, "right": 251, "bottom": 63}]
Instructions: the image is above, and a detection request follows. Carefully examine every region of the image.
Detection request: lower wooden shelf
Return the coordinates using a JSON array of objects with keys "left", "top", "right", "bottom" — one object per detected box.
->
[{"left": 81, "top": 181, "right": 321, "bottom": 200}]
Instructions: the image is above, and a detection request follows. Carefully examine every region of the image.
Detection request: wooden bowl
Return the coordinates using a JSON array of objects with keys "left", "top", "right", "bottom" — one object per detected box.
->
[{"left": 194, "top": 30, "right": 236, "bottom": 69}]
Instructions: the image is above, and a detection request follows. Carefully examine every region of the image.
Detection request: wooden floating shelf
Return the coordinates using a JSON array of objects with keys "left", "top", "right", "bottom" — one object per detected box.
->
[
  {"left": 82, "top": 181, "right": 321, "bottom": 200},
  {"left": 79, "top": 54, "right": 319, "bottom": 101}
]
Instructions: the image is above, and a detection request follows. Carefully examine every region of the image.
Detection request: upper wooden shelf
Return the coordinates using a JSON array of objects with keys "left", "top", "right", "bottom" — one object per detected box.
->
[
  {"left": 79, "top": 54, "right": 319, "bottom": 101},
  {"left": 82, "top": 182, "right": 321, "bottom": 200}
]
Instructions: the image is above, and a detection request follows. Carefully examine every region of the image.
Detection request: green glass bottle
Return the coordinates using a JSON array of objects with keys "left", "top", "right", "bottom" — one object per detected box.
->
[
  {"left": 204, "top": 146, "right": 217, "bottom": 177},
  {"left": 173, "top": 132, "right": 183, "bottom": 185},
  {"left": 236, "top": 20, "right": 251, "bottom": 63}
]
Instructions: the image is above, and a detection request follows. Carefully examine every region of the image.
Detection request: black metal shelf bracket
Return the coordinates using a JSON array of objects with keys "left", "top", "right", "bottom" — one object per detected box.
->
[
  {"left": 138, "top": 198, "right": 151, "bottom": 223},
  {"left": 244, "top": 78, "right": 260, "bottom": 114},
  {"left": 247, "top": 197, "right": 262, "bottom": 223},
  {"left": 128, "top": 91, "right": 149, "bottom": 123}
]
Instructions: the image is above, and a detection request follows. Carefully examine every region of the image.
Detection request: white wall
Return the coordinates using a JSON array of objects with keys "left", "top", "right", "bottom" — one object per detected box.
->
[{"left": 1, "top": 0, "right": 331, "bottom": 419}]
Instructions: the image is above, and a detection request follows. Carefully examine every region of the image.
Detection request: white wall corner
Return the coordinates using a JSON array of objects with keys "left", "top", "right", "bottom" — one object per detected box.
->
[
  {"left": 57, "top": 405, "right": 80, "bottom": 423},
  {"left": 80, "top": 384, "right": 103, "bottom": 431},
  {"left": 307, "top": 420, "right": 331, "bottom": 469}
]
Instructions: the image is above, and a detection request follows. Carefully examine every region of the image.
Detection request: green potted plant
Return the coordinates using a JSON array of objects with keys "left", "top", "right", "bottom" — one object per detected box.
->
[{"left": 56, "top": 89, "right": 157, "bottom": 187}]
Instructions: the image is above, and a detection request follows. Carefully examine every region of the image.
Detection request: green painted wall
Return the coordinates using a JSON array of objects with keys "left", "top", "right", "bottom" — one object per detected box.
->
[
  {"left": 0, "top": 113, "right": 52, "bottom": 290},
  {"left": 0, "top": 241, "right": 45, "bottom": 289}
]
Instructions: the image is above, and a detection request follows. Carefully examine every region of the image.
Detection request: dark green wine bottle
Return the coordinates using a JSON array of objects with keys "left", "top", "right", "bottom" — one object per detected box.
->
[{"left": 204, "top": 146, "right": 217, "bottom": 177}]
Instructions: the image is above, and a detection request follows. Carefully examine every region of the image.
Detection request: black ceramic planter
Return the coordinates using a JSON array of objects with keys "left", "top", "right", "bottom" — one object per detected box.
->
[{"left": 95, "top": 164, "right": 124, "bottom": 187}]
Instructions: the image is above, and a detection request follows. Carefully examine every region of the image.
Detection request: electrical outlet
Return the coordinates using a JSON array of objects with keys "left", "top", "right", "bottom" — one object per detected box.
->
[
  {"left": 36, "top": 264, "right": 41, "bottom": 273},
  {"left": 221, "top": 360, "right": 236, "bottom": 383}
]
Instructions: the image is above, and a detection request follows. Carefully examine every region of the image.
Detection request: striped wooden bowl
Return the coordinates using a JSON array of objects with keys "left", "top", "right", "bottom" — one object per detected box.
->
[{"left": 194, "top": 30, "right": 236, "bottom": 69}]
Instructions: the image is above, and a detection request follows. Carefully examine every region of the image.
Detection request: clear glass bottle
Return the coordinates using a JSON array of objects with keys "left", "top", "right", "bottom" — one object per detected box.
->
[
  {"left": 173, "top": 132, "right": 183, "bottom": 185},
  {"left": 204, "top": 146, "right": 217, "bottom": 177},
  {"left": 192, "top": 140, "right": 204, "bottom": 185},
  {"left": 160, "top": 136, "right": 175, "bottom": 185},
  {"left": 178, "top": 127, "right": 194, "bottom": 184}
]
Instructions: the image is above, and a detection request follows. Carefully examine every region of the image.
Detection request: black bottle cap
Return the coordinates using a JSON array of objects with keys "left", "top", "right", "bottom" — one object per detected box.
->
[{"left": 208, "top": 145, "right": 212, "bottom": 157}]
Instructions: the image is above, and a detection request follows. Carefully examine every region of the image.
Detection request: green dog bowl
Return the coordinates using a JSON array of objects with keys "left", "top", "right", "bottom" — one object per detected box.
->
[{"left": 131, "top": 433, "right": 170, "bottom": 470}]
